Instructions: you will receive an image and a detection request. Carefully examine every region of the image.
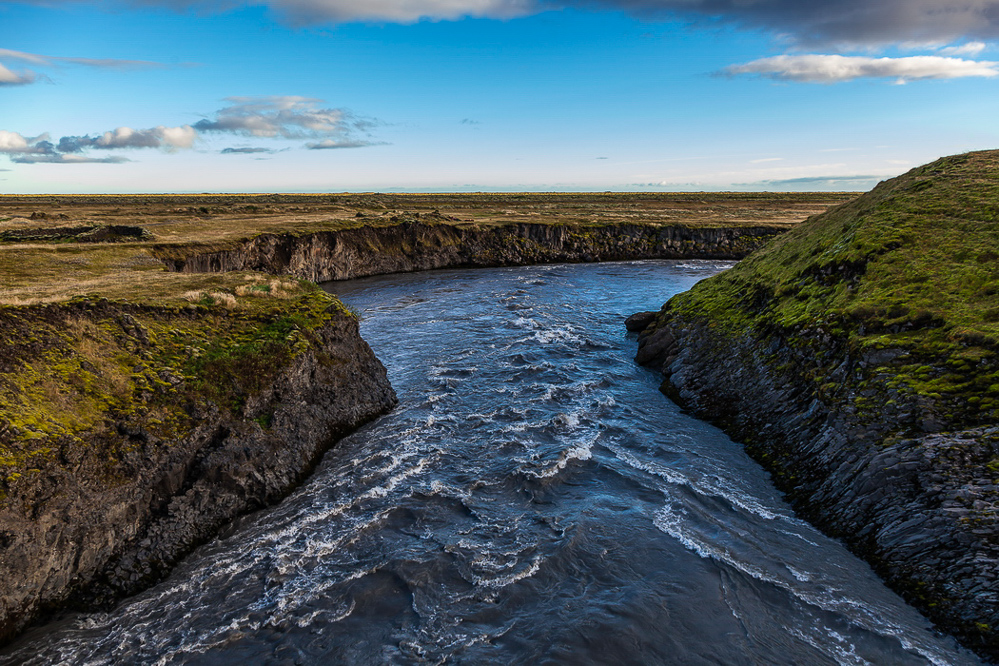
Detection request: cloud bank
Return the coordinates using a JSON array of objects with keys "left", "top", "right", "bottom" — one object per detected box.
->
[
  {"left": 724, "top": 54, "right": 999, "bottom": 83},
  {"left": 1, "top": 97, "right": 381, "bottom": 165},
  {"left": 193, "top": 96, "right": 378, "bottom": 142},
  {"left": 0, "top": 48, "right": 167, "bottom": 87},
  {"left": 578, "top": 0, "right": 999, "bottom": 48},
  {"left": 18, "top": 0, "right": 999, "bottom": 47}
]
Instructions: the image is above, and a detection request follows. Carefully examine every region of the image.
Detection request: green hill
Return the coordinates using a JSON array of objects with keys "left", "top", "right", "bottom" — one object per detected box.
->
[
  {"left": 668, "top": 149, "right": 999, "bottom": 427},
  {"left": 638, "top": 150, "right": 999, "bottom": 659}
]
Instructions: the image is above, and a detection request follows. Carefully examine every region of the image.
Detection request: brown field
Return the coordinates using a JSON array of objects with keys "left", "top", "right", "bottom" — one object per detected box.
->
[{"left": 0, "top": 192, "right": 858, "bottom": 305}]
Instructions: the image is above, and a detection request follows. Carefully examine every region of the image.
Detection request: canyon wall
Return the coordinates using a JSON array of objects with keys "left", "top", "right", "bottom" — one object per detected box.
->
[
  {"left": 156, "top": 220, "right": 785, "bottom": 281},
  {"left": 0, "top": 296, "right": 396, "bottom": 643}
]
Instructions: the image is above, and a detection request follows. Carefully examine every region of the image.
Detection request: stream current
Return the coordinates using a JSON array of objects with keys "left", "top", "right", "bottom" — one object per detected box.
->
[{"left": 1, "top": 260, "right": 983, "bottom": 665}]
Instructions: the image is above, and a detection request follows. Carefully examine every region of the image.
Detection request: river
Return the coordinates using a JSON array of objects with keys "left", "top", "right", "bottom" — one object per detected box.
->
[{"left": 0, "top": 260, "right": 981, "bottom": 665}]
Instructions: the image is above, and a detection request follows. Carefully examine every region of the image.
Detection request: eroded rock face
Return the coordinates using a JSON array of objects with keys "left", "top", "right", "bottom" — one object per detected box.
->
[
  {"left": 156, "top": 221, "right": 784, "bottom": 281},
  {"left": 0, "top": 313, "right": 396, "bottom": 643},
  {"left": 635, "top": 314, "right": 999, "bottom": 660}
]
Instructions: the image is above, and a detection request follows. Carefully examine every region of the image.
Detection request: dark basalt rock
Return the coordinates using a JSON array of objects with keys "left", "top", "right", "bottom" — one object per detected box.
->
[
  {"left": 624, "top": 311, "right": 657, "bottom": 333},
  {"left": 633, "top": 312, "right": 999, "bottom": 661},
  {"left": 0, "top": 312, "right": 396, "bottom": 645},
  {"left": 0, "top": 225, "right": 153, "bottom": 243},
  {"left": 154, "top": 221, "right": 785, "bottom": 282}
]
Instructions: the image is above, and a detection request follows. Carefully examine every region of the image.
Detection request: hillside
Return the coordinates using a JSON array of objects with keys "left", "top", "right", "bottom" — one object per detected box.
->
[{"left": 636, "top": 150, "right": 999, "bottom": 658}]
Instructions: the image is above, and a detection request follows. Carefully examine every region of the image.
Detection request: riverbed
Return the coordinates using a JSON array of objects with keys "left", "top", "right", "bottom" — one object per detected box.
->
[{"left": 0, "top": 260, "right": 979, "bottom": 665}]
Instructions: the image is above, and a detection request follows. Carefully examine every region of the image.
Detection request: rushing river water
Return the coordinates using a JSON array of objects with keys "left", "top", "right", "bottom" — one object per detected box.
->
[{"left": 1, "top": 260, "right": 983, "bottom": 665}]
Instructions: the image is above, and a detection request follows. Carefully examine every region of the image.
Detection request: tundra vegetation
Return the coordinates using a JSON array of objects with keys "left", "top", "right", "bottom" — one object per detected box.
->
[{"left": 662, "top": 153, "right": 999, "bottom": 426}]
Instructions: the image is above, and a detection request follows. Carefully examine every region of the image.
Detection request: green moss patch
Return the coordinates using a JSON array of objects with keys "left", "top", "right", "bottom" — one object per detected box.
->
[
  {"left": 660, "top": 150, "right": 999, "bottom": 431},
  {"left": 0, "top": 286, "right": 353, "bottom": 503}
]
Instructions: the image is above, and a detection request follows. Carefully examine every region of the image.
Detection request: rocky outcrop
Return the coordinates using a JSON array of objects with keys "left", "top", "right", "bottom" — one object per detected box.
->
[
  {"left": 0, "top": 225, "right": 152, "bottom": 243},
  {"left": 0, "top": 300, "right": 396, "bottom": 644},
  {"left": 632, "top": 151, "right": 999, "bottom": 660},
  {"left": 155, "top": 220, "right": 785, "bottom": 282},
  {"left": 636, "top": 316, "right": 999, "bottom": 658}
]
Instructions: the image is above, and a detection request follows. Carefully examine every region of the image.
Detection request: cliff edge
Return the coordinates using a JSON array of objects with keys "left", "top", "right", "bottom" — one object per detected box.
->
[
  {"left": 0, "top": 192, "right": 849, "bottom": 646},
  {"left": 635, "top": 150, "right": 999, "bottom": 659},
  {"left": 153, "top": 218, "right": 786, "bottom": 282},
  {"left": 0, "top": 284, "right": 396, "bottom": 644}
]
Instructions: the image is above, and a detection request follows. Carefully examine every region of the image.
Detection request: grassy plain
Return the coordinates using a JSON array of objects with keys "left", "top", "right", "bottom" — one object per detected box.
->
[{"left": 0, "top": 192, "right": 855, "bottom": 305}]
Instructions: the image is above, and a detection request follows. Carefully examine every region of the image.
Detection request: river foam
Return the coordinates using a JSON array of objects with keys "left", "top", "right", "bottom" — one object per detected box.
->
[{"left": 0, "top": 261, "right": 979, "bottom": 666}]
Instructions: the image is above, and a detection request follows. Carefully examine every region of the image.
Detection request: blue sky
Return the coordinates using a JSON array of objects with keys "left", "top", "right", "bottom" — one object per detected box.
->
[{"left": 1, "top": 0, "right": 998, "bottom": 193}]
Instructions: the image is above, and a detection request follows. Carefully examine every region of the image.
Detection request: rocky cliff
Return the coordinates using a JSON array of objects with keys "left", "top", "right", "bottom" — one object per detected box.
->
[
  {"left": 634, "top": 150, "right": 999, "bottom": 660},
  {"left": 0, "top": 290, "right": 396, "bottom": 644},
  {"left": 154, "top": 219, "right": 784, "bottom": 281}
]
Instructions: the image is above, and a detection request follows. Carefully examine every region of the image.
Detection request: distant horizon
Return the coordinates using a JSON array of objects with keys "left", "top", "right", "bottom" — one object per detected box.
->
[{"left": 0, "top": 186, "right": 872, "bottom": 196}]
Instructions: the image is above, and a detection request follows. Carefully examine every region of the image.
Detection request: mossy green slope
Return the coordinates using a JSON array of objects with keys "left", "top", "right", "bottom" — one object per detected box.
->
[
  {"left": 640, "top": 150, "right": 999, "bottom": 658},
  {"left": 0, "top": 280, "right": 397, "bottom": 645},
  {"left": 666, "top": 149, "right": 999, "bottom": 426},
  {"left": 0, "top": 283, "right": 354, "bottom": 503}
]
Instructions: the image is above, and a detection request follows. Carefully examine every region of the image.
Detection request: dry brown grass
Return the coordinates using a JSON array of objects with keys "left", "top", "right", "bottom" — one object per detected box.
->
[{"left": 0, "top": 192, "right": 856, "bottom": 306}]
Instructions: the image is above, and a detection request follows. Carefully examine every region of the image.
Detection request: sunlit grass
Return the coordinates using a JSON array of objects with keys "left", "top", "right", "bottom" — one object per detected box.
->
[{"left": 662, "top": 149, "right": 999, "bottom": 424}]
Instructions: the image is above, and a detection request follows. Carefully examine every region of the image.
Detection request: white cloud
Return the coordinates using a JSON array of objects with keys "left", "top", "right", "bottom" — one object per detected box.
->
[
  {"left": 2, "top": 96, "right": 382, "bottom": 166},
  {"left": 0, "top": 48, "right": 169, "bottom": 87},
  {"left": 306, "top": 139, "right": 373, "bottom": 149},
  {"left": 0, "top": 130, "right": 34, "bottom": 153},
  {"left": 220, "top": 146, "right": 274, "bottom": 154},
  {"left": 724, "top": 54, "right": 999, "bottom": 83},
  {"left": 92, "top": 126, "right": 197, "bottom": 149},
  {"left": 0, "top": 131, "right": 51, "bottom": 154},
  {"left": 0, "top": 63, "right": 37, "bottom": 86},
  {"left": 193, "top": 96, "right": 374, "bottom": 139},
  {"left": 0, "top": 48, "right": 164, "bottom": 70},
  {"left": 278, "top": 0, "right": 533, "bottom": 22},
  {"left": 750, "top": 157, "right": 784, "bottom": 163},
  {"left": 940, "top": 41, "right": 988, "bottom": 56},
  {"left": 13, "top": 154, "right": 131, "bottom": 164},
  {"left": 56, "top": 126, "right": 197, "bottom": 152}
]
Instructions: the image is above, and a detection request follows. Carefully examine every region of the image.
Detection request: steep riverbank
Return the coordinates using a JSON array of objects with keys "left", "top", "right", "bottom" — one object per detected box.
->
[
  {"left": 153, "top": 218, "right": 786, "bottom": 281},
  {"left": 634, "top": 151, "right": 999, "bottom": 660},
  {"left": 0, "top": 288, "right": 396, "bottom": 644}
]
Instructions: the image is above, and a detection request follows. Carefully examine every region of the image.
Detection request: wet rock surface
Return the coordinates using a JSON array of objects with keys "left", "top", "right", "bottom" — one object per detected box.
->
[
  {"left": 0, "top": 313, "right": 396, "bottom": 644},
  {"left": 635, "top": 314, "right": 999, "bottom": 660}
]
